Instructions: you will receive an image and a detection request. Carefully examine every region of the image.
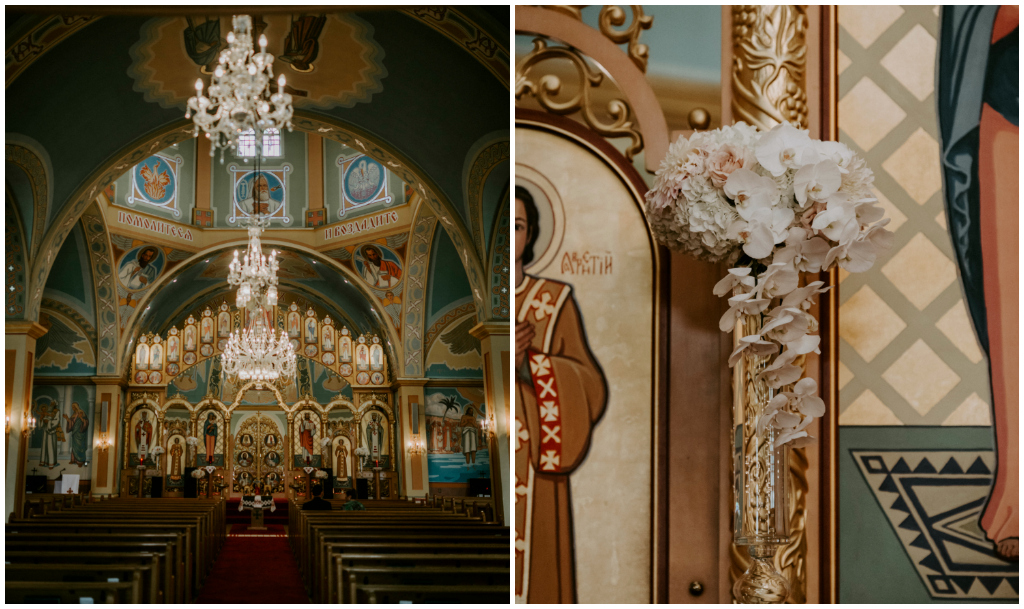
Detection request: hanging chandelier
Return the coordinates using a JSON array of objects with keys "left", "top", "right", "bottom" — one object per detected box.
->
[
  {"left": 186, "top": 15, "right": 294, "bottom": 161},
  {"left": 220, "top": 155, "right": 296, "bottom": 390}
]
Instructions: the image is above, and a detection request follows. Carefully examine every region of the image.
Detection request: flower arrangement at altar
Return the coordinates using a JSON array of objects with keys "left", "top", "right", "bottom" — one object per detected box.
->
[
  {"left": 321, "top": 437, "right": 333, "bottom": 448},
  {"left": 314, "top": 469, "right": 329, "bottom": 479},
  {"left": 191, "top": 468, "right": 206, "bottom": 479},
  {"left": 150, "top": 446, "right": 165, "bottom": 456},
  {"left": 645, "top": 122, "right": 892, "bottom": 447},
  {"left": 185, "top": 436, "right": 199, "bottom": 447}
]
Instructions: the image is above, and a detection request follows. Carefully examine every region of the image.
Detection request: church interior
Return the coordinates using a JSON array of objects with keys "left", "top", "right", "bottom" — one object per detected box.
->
[
  {"left": 5, "top": 6, "right": 510, "bottom": 604},
  {"left": 515, "top": 4, "right": 1016, "bottom": 605}
]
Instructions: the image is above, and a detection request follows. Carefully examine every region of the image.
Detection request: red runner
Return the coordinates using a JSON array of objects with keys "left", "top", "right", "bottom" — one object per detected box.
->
[{"left": 195, "top": 534, "right": 308, "bottom": 603}]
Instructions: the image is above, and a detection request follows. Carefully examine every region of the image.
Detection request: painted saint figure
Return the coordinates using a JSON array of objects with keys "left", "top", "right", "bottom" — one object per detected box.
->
[
  {"left": 335, "top": 442, "right": 348, "bottom": 480},
  {"left": 201, "top": 318, "right": 214, "bottom": 343},
  {"left": 118, "top": 246, "right": 160, "bottom": 290},
  {"left": 184, "top": 326, "right": 197, "bottom": 351},
  {"left": 514, "top": 187, "right": 607, "bottom": 602},
  {"left": 39, "top": 403, "right": 63, "bottom": 468},
  {"left": 203, "top": 412, "right": 218, "bottom": 465},
  {"left": 364, "top": 412, "right": 385, "bottom": 460},
  {"left": 359, "top": 244, "right": 401, "bottom": 288},
  {"left": 62, "top": 402, "right": 89, "bottom": 466},
  {"left": 167, "top": 335, "right": 180, "bottom": 362},
  {"left": 169, "top": 437, "right": 183, "bottom": 480},
  {"left": 305, "top": 318, "right": 317, "bottom": 344},
  {"left": 299, "top": 412, "right": 316, "bottom": 465},
  {"left": 459, "top": 406, "right": 481, "bottom": 465}
]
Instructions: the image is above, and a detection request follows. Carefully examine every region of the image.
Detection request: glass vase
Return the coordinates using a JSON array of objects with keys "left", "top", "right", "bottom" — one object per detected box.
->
[{"left": 732, "top": 314, "right": 790, "bottom": 603}]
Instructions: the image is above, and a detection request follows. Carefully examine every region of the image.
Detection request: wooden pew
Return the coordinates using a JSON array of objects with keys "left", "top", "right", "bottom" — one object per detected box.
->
[
  {"left": 5, "top": 580, "right": 139, "bottom": 604},
  {"left": 329, "top": 552, "right": 507, "bottom": 603},
  {"left": 354, "top": 583, "right": 508, "bottom": 603},
  {"left": 4, "top": 540, "right": 179, "bottom": 603},
  {"left": 342, "top": 562, "right": 508, "bottom": 604},
  {"left": 5, "top": 563, "right": 149, "bottom": 604}
]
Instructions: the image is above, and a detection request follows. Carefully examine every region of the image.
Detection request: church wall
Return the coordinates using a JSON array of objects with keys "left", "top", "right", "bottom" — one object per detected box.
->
[
  {"left": 424, "top": 386, "right": 490, "bottom": 495},
  {"left": 836, "top": 5, "right": 1013, "bottom": 602},
  {"left": 24, "top": 383, "right": 96, "bottom": 494}
]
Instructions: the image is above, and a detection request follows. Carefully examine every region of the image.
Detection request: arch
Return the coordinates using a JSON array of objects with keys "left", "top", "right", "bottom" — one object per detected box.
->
[
  {"left": 5, "top": 134, "right": 53, "bottom": 259},
  {"left": 462, "top": 130, "right": 510, "bottom": 253},
  {"left": 515, "top": 6, "right": 670, "bottom": 173},
  {"left": 5, "top": 191, "right": 28, "bottom": 319},
  {"left": 401, "top": 203, "right": 438, "bottom": 377},
  {"left": 78, "top": 204, "right": 120, "bottom": 375},
  {"left": 356, "top": 394, "right": 394, "bottom": 420},
  {"left": 326, "top": 398, "right": 358, "bottom": 415},
  {"left": 117, "top": 239, "right": 404, "bottom": 379},
  {"left": 487, "top": 186, "right": 511, "bottom": 321},
  {"left": 30, "top": 116, "right": 486, "bottom": 332},
  {"left": 161, "top": 396, "right": 195, "bottom": 414}
]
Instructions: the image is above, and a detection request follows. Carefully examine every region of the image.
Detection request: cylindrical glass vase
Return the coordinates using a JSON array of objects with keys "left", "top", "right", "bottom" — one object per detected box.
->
[{"left": 732, "top": 314, "right": 790, "bottom": 603}]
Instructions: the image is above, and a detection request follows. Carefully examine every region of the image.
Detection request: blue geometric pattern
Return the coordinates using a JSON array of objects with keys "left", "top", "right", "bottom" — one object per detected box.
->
[{"left": 853, "top": 450, "right": 1018, "bottom": 600}]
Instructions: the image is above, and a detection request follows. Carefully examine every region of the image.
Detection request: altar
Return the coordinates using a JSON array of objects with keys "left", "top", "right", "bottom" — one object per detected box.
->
[{"left": 238, "top": 494, "right": 276, "bottom": 530}]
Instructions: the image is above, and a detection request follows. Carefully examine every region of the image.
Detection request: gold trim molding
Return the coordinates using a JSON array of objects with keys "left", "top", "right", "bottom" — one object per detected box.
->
[{"left": 730, "top": 5, "right": 809, "bottom": 129}]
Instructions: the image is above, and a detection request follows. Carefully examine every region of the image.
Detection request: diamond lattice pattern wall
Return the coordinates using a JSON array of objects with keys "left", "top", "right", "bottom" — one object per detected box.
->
[{"left": 837, "top": 5, "right": 992, "bottom": 426}]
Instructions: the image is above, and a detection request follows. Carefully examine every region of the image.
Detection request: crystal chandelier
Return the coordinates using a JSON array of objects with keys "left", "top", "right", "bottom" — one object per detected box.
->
[
  {"left": 186, "top": 15, "right": 294, "bottom": 162},
  {"left": 220, "top": 156, "right": 295, "bottom": 390}
]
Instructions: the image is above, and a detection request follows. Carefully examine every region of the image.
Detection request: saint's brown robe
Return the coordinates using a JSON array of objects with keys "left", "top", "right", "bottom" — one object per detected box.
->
[{"left": 515, "top": 274, "right": 606, "bottom": 603}]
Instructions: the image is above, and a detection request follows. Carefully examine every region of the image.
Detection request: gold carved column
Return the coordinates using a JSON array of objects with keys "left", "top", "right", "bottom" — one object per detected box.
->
[{"left": 726, "top": 5, "right": 811, "bottom": 604}]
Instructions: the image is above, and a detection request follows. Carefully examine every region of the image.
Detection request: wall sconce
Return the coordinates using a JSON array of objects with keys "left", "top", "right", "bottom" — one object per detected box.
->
[
  {"left": 22, "top": 413, "right": 37, "bottom": 436},
  {"left": 407, "top": 436, "right": 426, "bottom": 455},
  {"left": 95, "top": 434, "right": 113, "bottom": 452}
]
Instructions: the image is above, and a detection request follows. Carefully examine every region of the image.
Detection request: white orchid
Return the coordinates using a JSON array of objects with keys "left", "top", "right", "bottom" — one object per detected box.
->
[
  {"left": 811, "top": 192, "right": 859, "bottom": 241},
  {"left": 785, "top": 378, "right": 826, "bottom": 419},
  {"left": 780, "top": 281, "right": 829, "bottom": 312},
  {"left": 774, "top": 230, "right": 830, "bottom": 273},
  {"left": 755, "top": 262, "right": 800, "bottom": 300},
  {"left": 724, "top": 168, "right": 779, "bottom": 213},
  {"left": 824, "top": 218, "right": 893, "bottom": 272},
  {"left": 755, "top": 123, "right": 820, "bottom": 176},
  {"left": 757, "top": 393, "right": 790, "bottom": 436},
  {"left": 762, "top": 306, "right": 815, "bottom": 344},
  {"left": 728, "top": 333, "right": 779, "bottom": 367},
  {"left": 713, "top": 267, "right": 756, "bottom": 296},
  {"left": 720, "top": 291, "right": 770, "bottom": 332},
  {"left": 793, "top": 160, "right": 842, "bottom": 207}
]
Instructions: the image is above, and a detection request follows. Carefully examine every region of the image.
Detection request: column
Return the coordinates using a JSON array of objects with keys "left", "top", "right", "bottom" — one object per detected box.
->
[
  {"left": 305, "top": 134, "right": 326, "bottom": 227},
  {"left": 470, "top": 321, "right": 510, "bottom": 525},
  {"left": 90, "top": 378, "right": 123, "bottom": 496},
  {"left": 5, "top": 321, "right": 47, "bottom": 521},
  {"left": 395, "top": 380, "right": 429, "bottom": 498}
]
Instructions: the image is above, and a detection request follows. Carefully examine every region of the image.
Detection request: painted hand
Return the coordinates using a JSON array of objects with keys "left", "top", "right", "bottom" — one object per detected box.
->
[{"left": 516, "top": 321, "right": 535, "bottom": 369}]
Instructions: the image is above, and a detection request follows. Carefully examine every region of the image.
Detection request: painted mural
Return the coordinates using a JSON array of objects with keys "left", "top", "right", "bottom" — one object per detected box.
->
[
  {"left": 325, "top": 232, "right": 409, "bottom": 329},
  {"left": 196, "top": 408, "right": 225, "bottom": 467},
  {"left": 165, "top": 355, "right": 353, "bottom": 405},
  {"left": 129, "top": 153, "right": 183, "bottom": 217},
  {"left": 293, "top": 409, "right": 322, "bottom": 467},
  {"left": 229, "top": 167, "right": 289, "bottom": 224},
  {"left": 515, "top": 125, "right": 655, "bottom": 603},
  {"left": 425, "top": 387, "right": 490, "bottom": 484},
  {"left": 110, "top": 235, "right": 191, "bottom": 329},
  {"left": 424, "top": 305, "right": 483, "bottom": 378},
  {"left": 27, "top": 385, "right": 96, "bottom": 484},
  {"left": 34, "top": 307, "right": 96, "bottom": 375}
]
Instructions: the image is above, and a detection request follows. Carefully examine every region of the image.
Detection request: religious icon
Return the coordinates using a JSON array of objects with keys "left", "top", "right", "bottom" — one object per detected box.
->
[
  {"left": 135, "top": 370, "right": 148, "bottom": 384},
  {"left": 167, "top": 335, "right": 180, "bottom": 362},
  {"left": 298, "top": 412, "right": 316, "bottom": 465},
  {"left": 322, "top": 325, "right": 335, "bottom": 352},
  {"left": 370, "top": 344, "right": 384, "bottom": 371},
  {"left": 203, "top": 412, "right": 218, "bottom": 465},
  {"left": 169, "top": 437, "right": 183, "bottom": 481},
  {"left": 37, "top": 401, "right": 63, "bottom": 468},
  {"left": 150, "top": 343, "right": 163, "bottom": 368},
  {"left": 356, "top": 244, "right": 402, "bottom": 289},
  {"left": 218, "top": 311, "right": 231, "bottom": 338},
  {"left": 356, "top": 344, "right": 369, "bottom": 371},
  {"left": 339, "top": 333, "right": 352, "bottom": 363},
  {"left": 265, "top": 434, "right": 278, "bottom": 448},
  {"left": 356, "top": 372, "right": 370, "bottom": 385},
  {"left": 200, "top": 317, "right": 214, "bottom": 344},
  {"left": 184, "top": 326, "right": 197, "bottom": 351},
  {"left": 240, "top": 433, "right": 253, "bottom": 447},
  {"left": 340, "top": 363, "right": 353, "bottom": 377},
  {"left": 148, "top": 371, "right": 162, "bottom": 384},
  {"left": 363, "top": 412, "right": 387, "bottom": 461},
  {"left": 370, "top": 371, "right": 384, "bottom": 385},
  {"left": 62, "top": 402, "right": 89, "bottom": 466},
  {"left": 335, "top": 440, "right": 349, "bottom": 480},
  {"left": 237, "top": 451, "right": 253, "bottom": 467},
  {"left": 265, "top": 471, "right": 279, "bottom": 491},
  {"left": 238, "top": 471, "right": 252, "bottom": 489},
  {"left": 288, "top": 311, "right": 301, "bottom": 337},
  {"left": 135, "top": 343, "right": 149, "bottom": 370},
  {"left": 304, "top": 317, "right": 318, "bottom": 344},
  {"left": 265, "top": 450, "right": 279, "bottom": 468},
  {"left": 322, "top": 352, "right": 336, "bottom": 366},
  {"left": 117, "top": 245, "right": 165, "bottom": 292},
  {"left": 514, "top": 184, "right": 608, "bottom": 602}
]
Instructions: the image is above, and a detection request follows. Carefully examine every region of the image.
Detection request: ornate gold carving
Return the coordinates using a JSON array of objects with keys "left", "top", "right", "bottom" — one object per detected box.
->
[
  {"left": 545, "top": 6, "right": 585, "bottom": 20},
  {"left": 731, "top": 5, "right": 809, "bottom": 129},
  {"left": 597, "top": 6, "right": 653, "bottom": 72},
  {"left": 515, "top": 37, "right": 643, "bottom": 160}
]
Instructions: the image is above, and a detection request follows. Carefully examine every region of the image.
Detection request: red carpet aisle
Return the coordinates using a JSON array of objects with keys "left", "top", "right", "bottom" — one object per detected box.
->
[{"left": 195, "top": 530, "right": 308, "bottom": 603}]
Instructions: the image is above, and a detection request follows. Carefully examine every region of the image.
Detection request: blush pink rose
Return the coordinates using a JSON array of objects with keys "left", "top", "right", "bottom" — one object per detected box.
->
[{"left": 707, "top": 144, "right": 754, "bottom": 188}]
